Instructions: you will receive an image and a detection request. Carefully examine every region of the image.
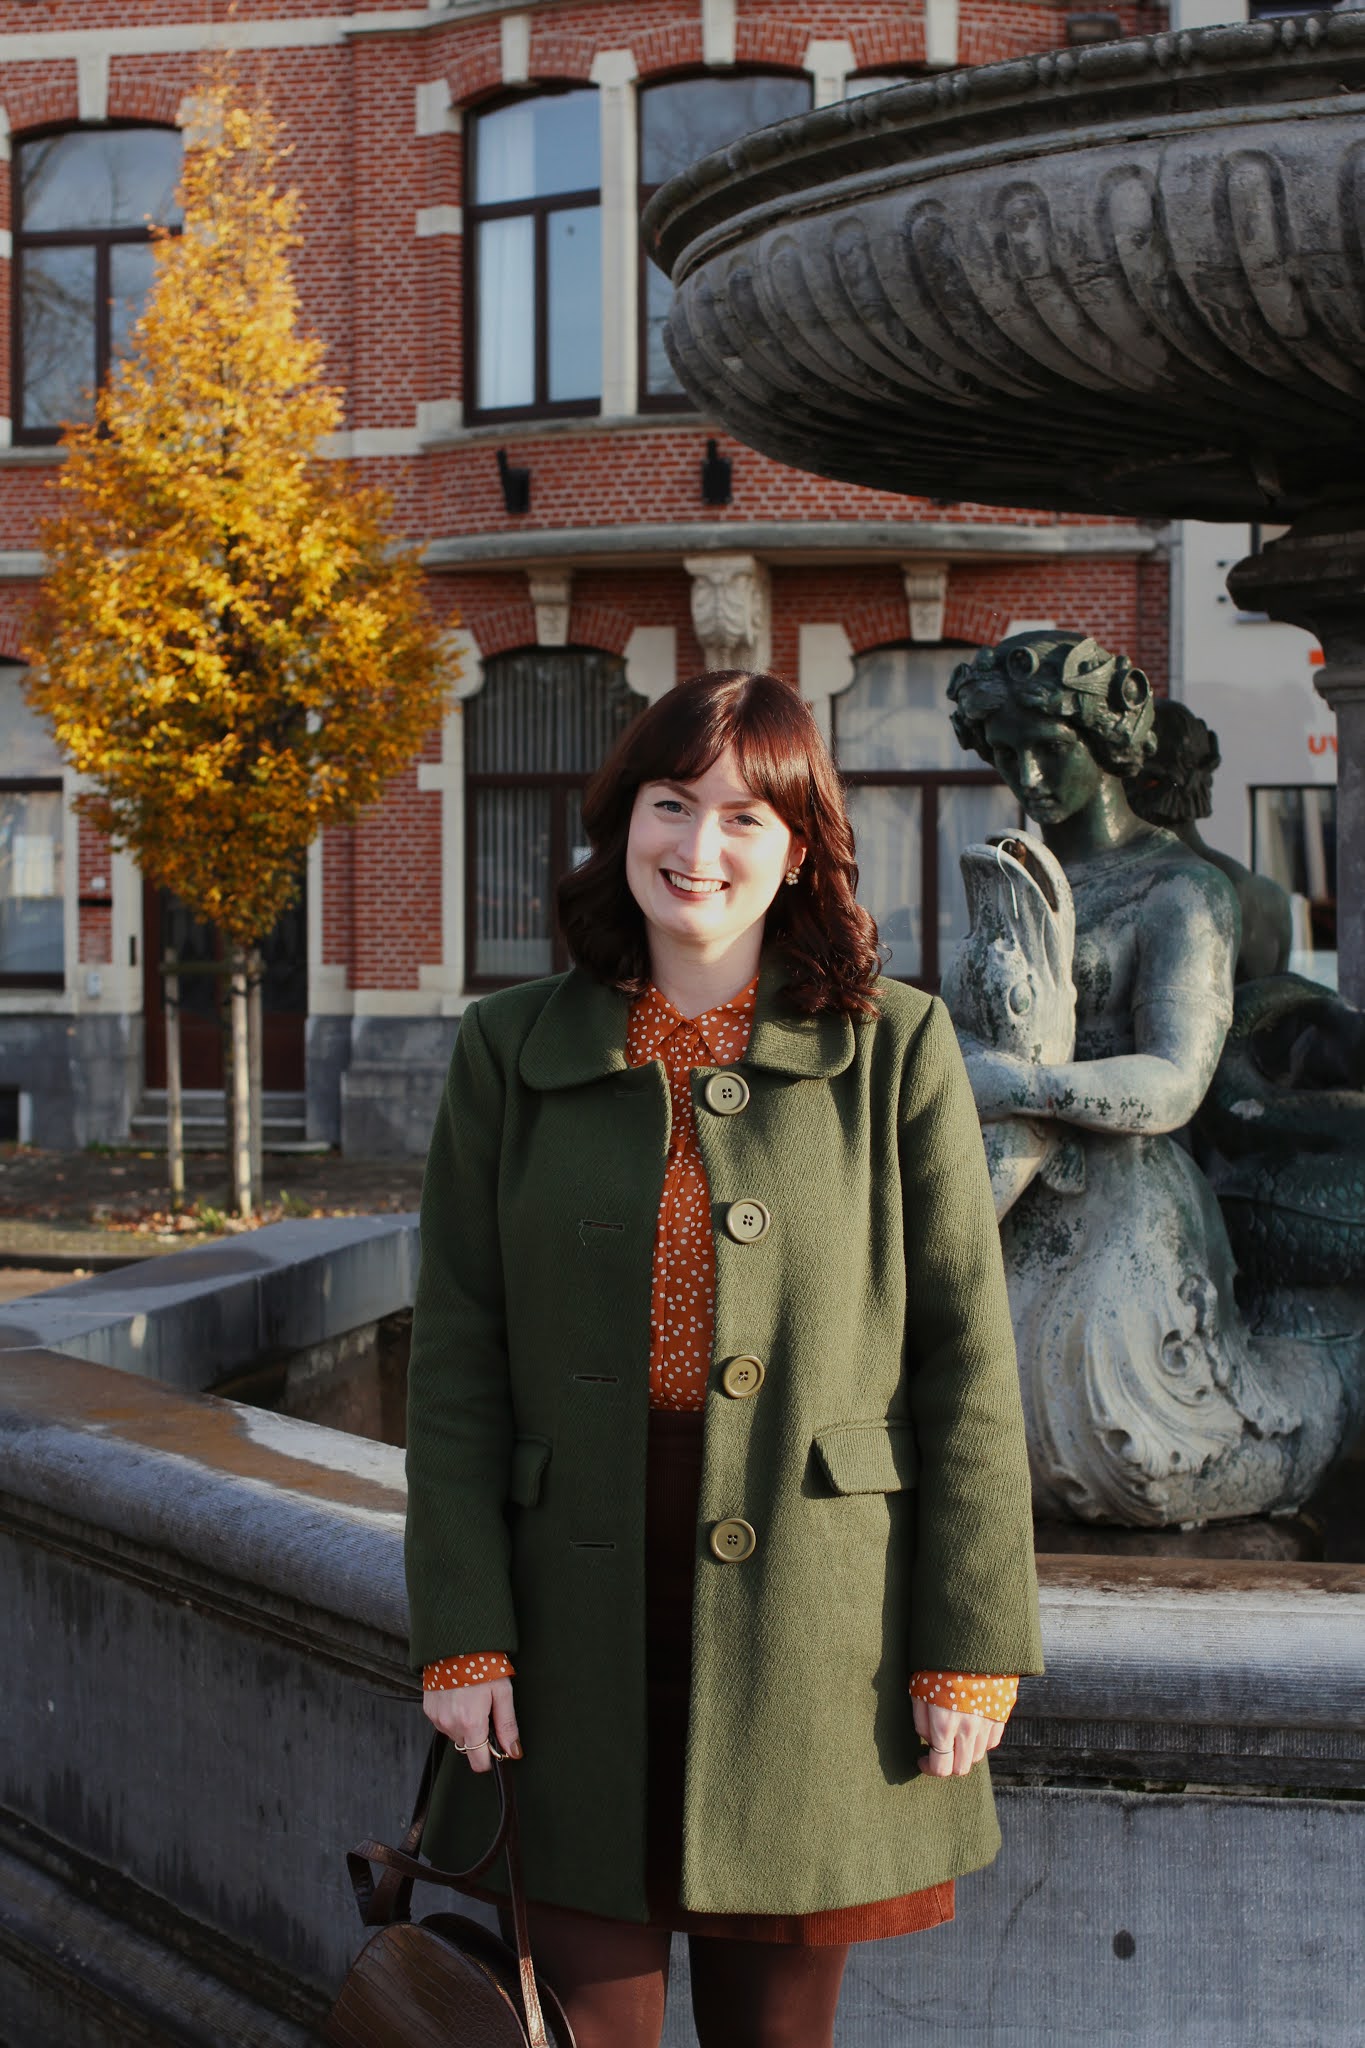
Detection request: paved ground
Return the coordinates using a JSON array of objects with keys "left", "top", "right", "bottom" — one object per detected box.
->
[{"left": 0, "top": 1143, "right": 425, "bottom": 1267}]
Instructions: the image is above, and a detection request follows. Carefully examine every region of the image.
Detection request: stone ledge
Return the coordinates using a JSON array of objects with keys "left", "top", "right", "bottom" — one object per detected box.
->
[{"left": 0, "top": 1214, "right": 419, "bottom": 1392}]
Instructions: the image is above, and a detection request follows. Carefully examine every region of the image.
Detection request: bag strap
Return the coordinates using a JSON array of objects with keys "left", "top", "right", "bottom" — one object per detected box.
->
[{"left": 344, "top": 1733, "right": 550, "bottom": 2048}]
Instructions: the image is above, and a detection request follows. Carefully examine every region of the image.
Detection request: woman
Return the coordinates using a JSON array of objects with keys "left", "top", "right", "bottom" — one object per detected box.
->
[
  {"left": 945, "top": 631, "right": 1342, "bottom": 1528},
  {"left": 405, "top": 670, "right": 1042, "bottom": 2047}
]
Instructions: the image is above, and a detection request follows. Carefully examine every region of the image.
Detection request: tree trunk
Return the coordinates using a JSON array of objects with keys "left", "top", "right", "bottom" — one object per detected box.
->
[
  {"left": 247, "top": 946, "right": 264, "bottom": 1205},
  {"left": 229, "top": 946, "right": 254, "bottom": 1219},
  {"left": 163, "top": 950, "right": 185, "bottom": 1210}
]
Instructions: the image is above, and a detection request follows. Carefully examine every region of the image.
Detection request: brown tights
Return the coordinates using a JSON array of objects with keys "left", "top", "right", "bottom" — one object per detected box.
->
[{"left": 507, "top": 1901, "right": 850, "bottom": 2048}]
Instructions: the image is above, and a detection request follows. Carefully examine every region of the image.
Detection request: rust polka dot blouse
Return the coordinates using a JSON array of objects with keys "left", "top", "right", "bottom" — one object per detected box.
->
[{"left": 424, "top": 978, "right": 1018, "bottom": 1725}]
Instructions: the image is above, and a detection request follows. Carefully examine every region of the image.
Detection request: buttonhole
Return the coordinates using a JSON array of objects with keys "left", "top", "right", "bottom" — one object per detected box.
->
[
  {"left": 572, "top": 1373, "right": 620, "bottom": 1384},
  {"left": 578, "top": 1218, "right": 625, "bottom": 1245},
  {"left": 570, "top": 1540, "right": 616, "bottom": 1550}
]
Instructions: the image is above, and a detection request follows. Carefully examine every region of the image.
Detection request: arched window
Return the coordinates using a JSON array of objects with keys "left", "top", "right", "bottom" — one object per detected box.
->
[
  {"left": 638, "top": 73, "right": 812, "bottom": 409},
  {"left": 467, "top": 90, "right": 602, "bottom": 420},
  {"left": 466, "top": 649, "right": 645, "bottom": 983},
  {"left": 0, "top": 664, "right": 65, "bottom": 986},
  {"left": 14, "top": 125, "right": 182, "bottom": 443},
  {"left": 835, "top": 645, "right": 1018, "bottom": 987}
]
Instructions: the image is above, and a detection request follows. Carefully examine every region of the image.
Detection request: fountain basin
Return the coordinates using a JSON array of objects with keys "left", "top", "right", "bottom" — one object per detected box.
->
[{"left": 644, "top": 14, "right": 1365, "bottom": 525}]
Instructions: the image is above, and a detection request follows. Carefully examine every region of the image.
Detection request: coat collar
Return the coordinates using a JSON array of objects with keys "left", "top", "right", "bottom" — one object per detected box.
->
[{"left": 518, "top": 957, "right": 856, "bottom": 1090}]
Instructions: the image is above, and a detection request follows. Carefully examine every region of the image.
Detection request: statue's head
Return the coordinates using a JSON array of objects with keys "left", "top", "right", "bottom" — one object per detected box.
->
[
  {"left": 1126, "top": 699, "right": 1220, "bottom": 824},
  {"left": 948, "top": 631, "right": 1156, "bottom": 777}
]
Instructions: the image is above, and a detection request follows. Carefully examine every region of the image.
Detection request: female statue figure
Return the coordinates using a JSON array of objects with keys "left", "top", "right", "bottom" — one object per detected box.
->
[{"left": 944, "top": 630, "right": 1355, "bottom": 1527}]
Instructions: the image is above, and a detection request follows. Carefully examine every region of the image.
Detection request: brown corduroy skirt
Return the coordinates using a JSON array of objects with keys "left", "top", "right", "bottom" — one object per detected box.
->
[{"left": 643, "top": 1408, "right": 955, "bottom": 1946}]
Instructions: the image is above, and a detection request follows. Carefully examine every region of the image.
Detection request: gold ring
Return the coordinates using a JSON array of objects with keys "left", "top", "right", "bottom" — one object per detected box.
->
[
  {"left": 453, "top": 1737, "right": 490, "bottom": 1753},
  {"left": 488, "top": 1740, "right": 511, "bottom": 1762}
]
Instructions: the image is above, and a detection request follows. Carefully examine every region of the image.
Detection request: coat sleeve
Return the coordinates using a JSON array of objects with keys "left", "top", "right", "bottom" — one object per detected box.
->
[
  {"left": 898, "top": 997, "right": 1044, "bottom": 1677},
  {"left": 404, "top": 1002, "right": 520, "bottom": 1673}
]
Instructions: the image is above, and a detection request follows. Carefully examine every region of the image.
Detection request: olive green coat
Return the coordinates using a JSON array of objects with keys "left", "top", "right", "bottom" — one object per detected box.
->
[{"left": 405, "top": 962, "right": 1042, "bottom": 1921}]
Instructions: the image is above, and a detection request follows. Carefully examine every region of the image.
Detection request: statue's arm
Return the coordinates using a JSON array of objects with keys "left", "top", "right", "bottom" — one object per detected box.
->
[{"left": 964, "top": 865, "right": 1237, "bottom": 1135}]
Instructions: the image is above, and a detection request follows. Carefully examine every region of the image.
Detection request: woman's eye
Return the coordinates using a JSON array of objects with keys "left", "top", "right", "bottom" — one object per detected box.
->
[
  {"left": 655, "top": 799, "right": 685, "bottom": 815},
  {"left": 732, "top": 812, "right": 764, "bottom": 829}
]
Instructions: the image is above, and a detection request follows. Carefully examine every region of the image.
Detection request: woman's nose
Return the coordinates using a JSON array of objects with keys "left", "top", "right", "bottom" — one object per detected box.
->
[
  {"left": 1016, "top": 751, "right": 1045, "bottom": 791},
  {"left": 679, "top": 811, "right": 723, "bottom": 868}
]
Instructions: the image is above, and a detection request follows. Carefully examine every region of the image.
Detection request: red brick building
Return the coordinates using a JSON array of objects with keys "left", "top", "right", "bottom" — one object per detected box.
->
[{"left": 0, "top": 0, "right": 1169, "bottom": 1153}]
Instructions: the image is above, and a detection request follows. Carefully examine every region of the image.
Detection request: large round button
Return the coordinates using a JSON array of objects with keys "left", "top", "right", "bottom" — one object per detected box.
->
[
  {"left": 723, "top": 1199, "right": 771, "bottom": 1243},
  {"left": 721, "top": 1355, "right": 766, "bottom": 1399},
  {"left": 703, "top": 1070, "right": 750, "bottom": 1116},
  {"left": 709, "top": 1517, "right": 758, "bottom": 1563}
]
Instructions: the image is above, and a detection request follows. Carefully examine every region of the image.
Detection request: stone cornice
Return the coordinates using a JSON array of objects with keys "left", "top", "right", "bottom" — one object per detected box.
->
[{"left": 423, "top": 518, "right": 1166, "bottom": 570}]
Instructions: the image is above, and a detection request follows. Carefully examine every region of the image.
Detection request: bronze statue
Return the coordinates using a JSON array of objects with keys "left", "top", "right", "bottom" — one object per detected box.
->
[
  {"left": 942, "top": 630, "right": 1357, "bottom": 1527},
  {"left": 1126, "top": 699, "right": 1292, "bottom": 982}
]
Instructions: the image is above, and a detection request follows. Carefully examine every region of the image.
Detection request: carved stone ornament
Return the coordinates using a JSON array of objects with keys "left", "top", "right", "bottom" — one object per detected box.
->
[
  {"left": 527, "top": 570, "right": 572, "bottom": 649},
  {"left": 683, "top": 553, "right": 772, "bottom": 672},
  {"left": 903, "top": 563, "right": 948, "bottom": 643}
]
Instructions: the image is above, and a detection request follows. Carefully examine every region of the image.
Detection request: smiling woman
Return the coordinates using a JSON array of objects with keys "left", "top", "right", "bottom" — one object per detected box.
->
[{"left": 405, "top": 668, "right": 1042, "bottom": 2048}]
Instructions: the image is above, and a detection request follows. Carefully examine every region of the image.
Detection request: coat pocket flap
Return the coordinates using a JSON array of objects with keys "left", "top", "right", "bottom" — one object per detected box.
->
[
  {"left": 812, "top": 1423, "right": 918, "bottom": 1496},
  {"left": 509, "top": 1435, "right": 552, "bottom": 1507}
]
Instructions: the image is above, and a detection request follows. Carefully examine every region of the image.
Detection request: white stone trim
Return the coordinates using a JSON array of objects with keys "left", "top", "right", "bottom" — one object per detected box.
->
[
  {"left": 701, "top": 0, "right": 737, "bottom": 68},
  {"left": 0, "top": 109, "right": 10, "bottom": 165},
  {"left": 528, "top": 569, "right": 572, "bottom": 647},
  {"left": 802, "top": 39, "right": 856, "bottom": 109},
  {"left": 415, "top": 77, "right": 459, "bottom": 137},
  {"left": 0, "top": 420, "right": 13, "bottom": 453},
  {"left": 416, "top": 397, "right": 463, "bottom": 441},
  {"left": 903, "top": 562, "right": 949, "bottom": 642},
  {"left": 0, "top": 15, "right": 433, "bottom": 60},
  {"left": 350, "top": 988, "right": 448, "bottom": 1018},
  {"left": 77, "top": 50, "right": 109, "bottom": 123},
  {"left": 624, "top": 625, "right": 677, "bottom": 703},
  {"left": 0, "top": 550, "right": 44, "bottom": 577},
  {"left": 592, "top": 49, "right": 639, "bottom": 418},
  {"left": 318, "top": 426, "right": 425, "bottom": 458},
  {"left": 0, "top": 229, "right": 12, "bottom": 261},
  {"left": 415, "top": 203, "right": 463, "bottom": 237},
  {"left": 500, "top": 12, "right": 531, "bottom": 85},
  {"left": 798, "top": 624, "right": 856, "bottom": 743},
  {"left": 924, "top": 0, "right": 960, "bottom": 71}
]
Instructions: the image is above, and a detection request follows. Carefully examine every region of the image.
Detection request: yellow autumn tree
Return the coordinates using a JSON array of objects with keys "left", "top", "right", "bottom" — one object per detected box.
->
[{"left": 24, "top": 71, "right": 452, "bottom": 1213}]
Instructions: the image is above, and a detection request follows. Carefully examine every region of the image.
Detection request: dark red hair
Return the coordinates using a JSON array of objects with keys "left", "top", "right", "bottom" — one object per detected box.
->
[{"left": 558, "top": 670, "right": 882, "bottom": 1016}]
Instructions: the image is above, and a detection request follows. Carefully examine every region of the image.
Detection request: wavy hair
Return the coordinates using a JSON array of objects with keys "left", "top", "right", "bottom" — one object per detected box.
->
[{"left": 557, "top": 670, "right": 881, "bottom": 1016}]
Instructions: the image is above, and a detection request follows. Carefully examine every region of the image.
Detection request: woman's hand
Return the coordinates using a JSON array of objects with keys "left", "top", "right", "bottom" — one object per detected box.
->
[
  {"left": 912, "top": 1695, "right": 1003, "bottom": 1777},
  {"left": 422, "top": 1678, "right": 522, "bottom": 1775}
]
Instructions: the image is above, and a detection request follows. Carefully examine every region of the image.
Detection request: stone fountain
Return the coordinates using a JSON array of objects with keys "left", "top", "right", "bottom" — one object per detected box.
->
[
  {"left": 646, "top": 14, "right": 1365, "bottom": 1537},
  {"left": 643, "top": 10, "right": 1365, "bottom": 1005}
]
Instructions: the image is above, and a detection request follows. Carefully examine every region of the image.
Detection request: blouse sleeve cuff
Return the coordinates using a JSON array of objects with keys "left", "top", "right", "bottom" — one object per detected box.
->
[
  {"left": 422, "top": 1652, "right": 516, "bottom": 1691},
  {"left": 910, "top": 1671, "right": 1019, "bottom": 1721}
]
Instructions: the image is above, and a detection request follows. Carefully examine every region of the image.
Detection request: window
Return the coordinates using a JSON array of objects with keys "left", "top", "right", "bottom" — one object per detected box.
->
[
  {"left": 466, "top": 650, "right": 645, "bottom": 983},
  {"left": 835, "top": 645, "right": 1018, "bottom": 987},
  {"left": 0, "top": 667, "right": 65, "bottom": 987},
  {"left": 1252, "top": 785, "right": 1337, "bottom": 963},
  {"left": 467, "top": 90, "right": 601, "bottom": 420},
  {"left": 639, "top": 73, "right": 812, "bottom": 408},
  {"left": 14, "top": 125, "right": 182, "bottom": 444}
]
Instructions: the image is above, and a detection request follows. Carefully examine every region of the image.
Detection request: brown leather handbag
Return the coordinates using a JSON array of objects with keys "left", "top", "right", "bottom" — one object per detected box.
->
[{"left": 324, "top": 1733, "right": 575, "bottom": 2047}]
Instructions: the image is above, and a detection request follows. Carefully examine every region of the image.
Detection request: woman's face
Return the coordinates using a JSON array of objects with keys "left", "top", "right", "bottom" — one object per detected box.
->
[
  {"left": 981, "top": 701, "right": 1106, "bottom": 826},
  {"left": 625, "top": 744, "right": 802, "bottom": 961}
]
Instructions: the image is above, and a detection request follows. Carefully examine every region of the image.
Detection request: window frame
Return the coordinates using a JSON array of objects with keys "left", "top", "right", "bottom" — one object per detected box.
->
[
  {"left": 0, "top": 773, "right": 66, "bottom": 989},
  {"left": 462, "top": 646, "right": 645, "bottom": 990},
  {"left": 636, "top": 67, "right": 813, "bottom": 416},
  {"left": 464, "top": 87, "right": 603, "bottom": 426},
  {"left": 11, "top": 120, "right": 183, "bottom": 448},
  {"left": 833, "top": 641, "right": 1018, "bottom": 991}
]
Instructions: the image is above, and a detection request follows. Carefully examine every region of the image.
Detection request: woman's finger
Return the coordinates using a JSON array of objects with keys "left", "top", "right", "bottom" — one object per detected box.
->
[
  {"left": 953, "top": 1721, "right": 976, "bottom": 1775},
  {"left": 986, "top": 1718, "right": 1005, "bottom": 1752},
  {"left": 916, "top": 1703, "right": 959, "bottom": 1776},
  {"left": 490, "top": 1678, "right": 523, "bottom": 1761}
]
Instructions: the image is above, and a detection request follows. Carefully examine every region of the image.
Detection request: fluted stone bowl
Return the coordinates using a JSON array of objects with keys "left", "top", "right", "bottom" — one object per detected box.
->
[{"left": 643, "top": 13, "right": 1365, "bottom": 523}]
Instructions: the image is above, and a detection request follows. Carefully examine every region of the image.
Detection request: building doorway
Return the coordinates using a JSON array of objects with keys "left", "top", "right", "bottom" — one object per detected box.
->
[{"left": 142, "top": 879, "right": 307, "bottom": 1090}]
